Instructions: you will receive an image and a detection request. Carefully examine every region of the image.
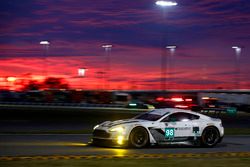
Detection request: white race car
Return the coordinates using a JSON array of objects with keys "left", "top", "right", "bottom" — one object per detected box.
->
[{"left": 92, "top": 108, "right": 224, "bottom": 148}]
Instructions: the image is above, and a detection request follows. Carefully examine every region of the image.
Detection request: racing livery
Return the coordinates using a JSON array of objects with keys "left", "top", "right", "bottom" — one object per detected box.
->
[{"left": 92, "top": 108, "right": 224, "bottom": 148}]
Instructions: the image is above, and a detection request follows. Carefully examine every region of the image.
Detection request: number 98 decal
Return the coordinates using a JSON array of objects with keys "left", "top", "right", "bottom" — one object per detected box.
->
[{"left": 165, "top": 128, "right": 175, "bottom": 139}]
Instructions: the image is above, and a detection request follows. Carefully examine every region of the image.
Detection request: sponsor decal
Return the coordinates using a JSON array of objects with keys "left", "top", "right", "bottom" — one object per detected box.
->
[{"left": 175, "top": 127, "right": 191, "bottom": 131}]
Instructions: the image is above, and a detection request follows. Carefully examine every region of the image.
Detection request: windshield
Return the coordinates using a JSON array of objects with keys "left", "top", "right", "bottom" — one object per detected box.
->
[{"left": 134, "top": 110, "right": 169, "bottom": 121}]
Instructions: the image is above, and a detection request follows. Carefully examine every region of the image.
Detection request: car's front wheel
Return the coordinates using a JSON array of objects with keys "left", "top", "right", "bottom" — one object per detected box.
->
[
  {"left": 201, "top": 126, "right": 220, "bottom": 147},
  {"left": 129, "top": 127, "right": 149, "bottom": 148}
]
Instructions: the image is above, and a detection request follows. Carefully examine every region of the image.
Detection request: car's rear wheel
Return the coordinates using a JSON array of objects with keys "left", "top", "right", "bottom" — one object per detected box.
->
[
  {"left": 201, "top": 127, "right": 220, "bottom": 147},
  {"left": 129, "top": 127, "right": 149, "bottom": 148}
]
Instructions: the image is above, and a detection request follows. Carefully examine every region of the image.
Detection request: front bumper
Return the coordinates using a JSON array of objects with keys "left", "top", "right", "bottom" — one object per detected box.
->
[
  {"left": 91, "top": 138, "right": 129, "bottom": 147},
  {"left": 92, "top": 129, "right": 128, "bottom": 147}
]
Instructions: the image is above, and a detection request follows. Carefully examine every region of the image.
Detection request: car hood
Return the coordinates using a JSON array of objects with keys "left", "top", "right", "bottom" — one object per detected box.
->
[{"left": 100, "top": 119, "right": 146, "bottom": 127}]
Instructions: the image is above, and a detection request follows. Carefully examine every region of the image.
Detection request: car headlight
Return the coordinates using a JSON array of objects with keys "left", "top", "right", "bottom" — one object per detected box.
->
[
  {"left": 93, "top": 125, "right": 99, "bottom": 130},
  {"left": 109, "top": 126, "right": 124, "bottom": 133}
]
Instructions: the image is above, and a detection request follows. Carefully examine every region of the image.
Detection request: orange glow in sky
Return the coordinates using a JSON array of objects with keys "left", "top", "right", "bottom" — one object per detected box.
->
[{"left": 0, "top": 54, "right": 249, "bottom": 91}]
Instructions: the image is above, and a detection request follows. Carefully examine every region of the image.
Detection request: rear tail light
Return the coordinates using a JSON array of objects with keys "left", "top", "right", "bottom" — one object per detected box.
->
[
  {"left": 156, "top": 97, "right": 164, "bottom": 101},
  {"left": 171, "top": 98, "right": 184, "bottom": 102},
  {"left": 185, "top": 98, "right": 193, "bottom": 102}
]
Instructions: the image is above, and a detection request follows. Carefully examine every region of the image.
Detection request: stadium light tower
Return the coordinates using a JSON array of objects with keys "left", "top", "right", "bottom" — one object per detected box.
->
[
  {"left": 155, "top": 1, "right": 178, "bottom": 7},
  {"left": 232, "top": 46, "right": 243, "bottom": 89},
  {"left": 166, "top": 45, "right": 177, "bottom": 89},
  {"left": 78, "top": 67, "right": 87, "bottom": 89},
  {"left": 156, "top": 1, "right": 177, "bottom": 91},
  {"left": 166, "top": 45, "right": 177, "bottom": 53},
  {"left": 40, "top": 41, "right": 50, "bottom": 78},
  {"left": 102, "top": 44, "right": 113, "bottom": 90},
  {"left": 40, "top": 41, "right": 50, "bottom": 45},
  {"left": 78, "top": 68, "right": 87, "bottom": 77},
  {"left": 232, "top": 46, "right": 242, "bottom": 59}
]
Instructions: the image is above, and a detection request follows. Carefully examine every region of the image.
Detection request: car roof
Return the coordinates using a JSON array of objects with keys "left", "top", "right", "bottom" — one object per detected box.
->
[
  {"left": 150, "top": 108, "right": 201, "bottom": 116},
  {"left": 152, "top": 108, "right": 212, "bottom": 120}
]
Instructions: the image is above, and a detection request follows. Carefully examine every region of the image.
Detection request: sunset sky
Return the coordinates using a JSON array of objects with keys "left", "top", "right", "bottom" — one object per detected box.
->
[{"left": 0, "top": 0, "right": 250, "bottom": 90}]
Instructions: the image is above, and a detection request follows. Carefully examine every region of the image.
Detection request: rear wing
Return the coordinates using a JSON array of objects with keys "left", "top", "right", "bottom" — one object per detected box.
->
[{"left": 200, "top": 107, "right": 237, "bottom": 117}]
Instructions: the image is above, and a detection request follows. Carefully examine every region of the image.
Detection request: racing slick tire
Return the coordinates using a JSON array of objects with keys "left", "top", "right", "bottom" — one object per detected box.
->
[
  {"left": 201, "top": 126, "right": 220, "bottom": 147},
  {"left": 129, "top": 126, "right": 149, "bottom": 148}
]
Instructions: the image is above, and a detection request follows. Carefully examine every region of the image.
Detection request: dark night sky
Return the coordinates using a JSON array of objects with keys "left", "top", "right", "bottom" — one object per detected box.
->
[{"left": 0, "top": 0, "right": 250, "bottom": 90}]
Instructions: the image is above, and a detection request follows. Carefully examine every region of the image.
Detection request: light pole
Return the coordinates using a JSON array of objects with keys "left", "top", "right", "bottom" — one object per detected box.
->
[
  {"left": 166, "top": 45, "right": 176, "bottom": 88},
  {"left": 78, "top": 68, "right": 87, "bottom": 89},
  {"left": 40, "top": 41, "right": 50, "bottom": 79},
  {"left": 78, "top": 68, "right": 87, "bottom": 77},
  {"left": 102, "top": 44, "right": 112, "bottom": 90},
  {"left": 155, "top": 0, "right": 178, "bottom": 6},
  {"left": 96, "top": 71, "right": 105, "bottom": 90},
  {"left": 232, "top": 46, "right": 242, "bottom": 89},
  {"left": 156, "top": 1, "right": 177, "bottom": 91}
]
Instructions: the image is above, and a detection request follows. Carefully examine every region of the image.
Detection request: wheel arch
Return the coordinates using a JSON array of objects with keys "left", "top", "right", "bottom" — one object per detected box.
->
[
  {"left": 202, "top": 125, "right": 220, "bottom": 135},
  {"left": 128, "top": 126, "right": 150, "bottom": 147}
]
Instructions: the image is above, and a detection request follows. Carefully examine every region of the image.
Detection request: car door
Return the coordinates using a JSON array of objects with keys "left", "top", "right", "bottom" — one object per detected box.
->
[{"left": 161, "top": 112, "right": 194, "bottom": 139}]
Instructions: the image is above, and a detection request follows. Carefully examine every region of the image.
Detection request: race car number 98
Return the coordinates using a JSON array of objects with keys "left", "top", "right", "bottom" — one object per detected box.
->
[{"left": 165, "top": 128, "right": 175, "bottom": 138}]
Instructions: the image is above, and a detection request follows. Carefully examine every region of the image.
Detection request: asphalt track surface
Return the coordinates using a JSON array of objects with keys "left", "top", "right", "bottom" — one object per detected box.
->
[{"left": 0, "top": 134, "right": 250, "bottom": 157}]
